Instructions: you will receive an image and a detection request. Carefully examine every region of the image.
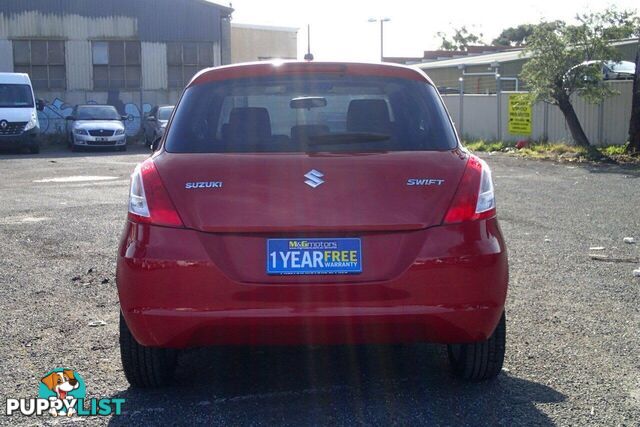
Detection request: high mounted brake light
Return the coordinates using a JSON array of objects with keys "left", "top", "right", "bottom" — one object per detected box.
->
[
  {"left": 443, "top": 155, "right": 496, "bottom": 224},
  {"left": 128, "top": 159, "right": 184, "bottom": 228}
]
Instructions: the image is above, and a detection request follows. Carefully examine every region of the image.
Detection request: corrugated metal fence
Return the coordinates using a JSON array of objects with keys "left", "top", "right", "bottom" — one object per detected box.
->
[{"left": 442, "top": 81, "right": 633, "bottom": 145}]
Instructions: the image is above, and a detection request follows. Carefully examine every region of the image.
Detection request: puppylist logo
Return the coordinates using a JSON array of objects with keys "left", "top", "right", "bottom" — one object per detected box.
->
[{"left": 6, "top": 368, "right": 124, "bottom": 417}]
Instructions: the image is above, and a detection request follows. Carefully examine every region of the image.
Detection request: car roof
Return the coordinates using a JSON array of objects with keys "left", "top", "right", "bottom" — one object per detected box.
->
[
  {"left": 0, "top": 72, "right": 32, "bottom": 85},
  {"left": 189, "top": 61, "right": 433, "bottom": 87}
]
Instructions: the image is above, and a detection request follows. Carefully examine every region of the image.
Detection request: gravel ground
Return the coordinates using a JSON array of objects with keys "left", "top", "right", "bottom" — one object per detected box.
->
[{"left": 0, "top": 146, "right": 638, "bottom": 426}]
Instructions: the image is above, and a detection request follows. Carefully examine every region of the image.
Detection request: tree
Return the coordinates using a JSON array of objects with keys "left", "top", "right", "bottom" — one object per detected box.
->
[
  {"left": 521, "top": 8, "right": 637, "bottom": 148},
  {"left": 437, "top": 26, "right": 484, "bottom": 51},
  {"left": 492, "top": 22, "right": 563, "bottom": 47}
]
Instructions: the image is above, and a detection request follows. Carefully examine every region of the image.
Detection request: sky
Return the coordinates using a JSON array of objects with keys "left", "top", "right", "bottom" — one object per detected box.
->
[{"left": 224, "top": 0, "right": 638, "bottom": 61}]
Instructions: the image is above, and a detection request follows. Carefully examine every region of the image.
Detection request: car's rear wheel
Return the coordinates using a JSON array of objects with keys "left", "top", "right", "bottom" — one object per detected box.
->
[
  {"left": 447, "top": 312, "right": 506, "bottom": 381},
  {"left": 119, "top": 313, "right": 178, "bottom": 387}
]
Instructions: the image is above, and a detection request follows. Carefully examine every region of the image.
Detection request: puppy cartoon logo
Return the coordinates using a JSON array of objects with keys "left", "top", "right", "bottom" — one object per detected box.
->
[
  {"left": 39, "top": 369, "right": 85, "bottom": 416},
  {"left": 6, "top": 368, "right": 124, "bottom": 417}
]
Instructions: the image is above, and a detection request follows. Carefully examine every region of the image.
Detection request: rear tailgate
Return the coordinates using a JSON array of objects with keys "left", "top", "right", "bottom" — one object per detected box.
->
[{"left": 154, "top": 151, "right": 467, "bottom": 283}]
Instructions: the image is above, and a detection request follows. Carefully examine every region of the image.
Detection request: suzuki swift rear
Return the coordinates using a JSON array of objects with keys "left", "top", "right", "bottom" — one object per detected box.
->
[{"left": 117, "top": 62, "right": 508, "bottom": 387}]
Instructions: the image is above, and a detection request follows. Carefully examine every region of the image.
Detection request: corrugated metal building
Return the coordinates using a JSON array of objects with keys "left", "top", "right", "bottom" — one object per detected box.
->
[
  {"left": 418, "top": 39, "right": 639, "bottom": 95},
  {"left": 231, "top": 23, "right": 298, "bottom": 63},
  {"left": 0, "top": 0, "right": 233, "bottom": 135}
]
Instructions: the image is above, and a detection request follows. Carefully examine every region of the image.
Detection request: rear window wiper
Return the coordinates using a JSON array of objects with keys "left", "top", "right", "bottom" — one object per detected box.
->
[{"left": 307, "top": 132, "right": 390, "bottom": 145}]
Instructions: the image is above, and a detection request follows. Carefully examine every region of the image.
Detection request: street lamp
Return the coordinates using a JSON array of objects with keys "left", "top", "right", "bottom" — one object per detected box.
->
[{"left": 368, "top": 17, "right": 391, "bottom": 62}]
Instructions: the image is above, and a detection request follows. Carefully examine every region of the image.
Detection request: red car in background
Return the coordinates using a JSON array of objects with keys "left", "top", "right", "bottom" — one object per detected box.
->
[{"left": 116, "top": 61, "right": 508, "bottom": 387}]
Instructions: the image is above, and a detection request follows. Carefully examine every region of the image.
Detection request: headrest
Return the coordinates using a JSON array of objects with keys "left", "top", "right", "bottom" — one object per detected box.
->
[
  {"left": 347, "top": 99, "right": 391, "bottom": 134},
  {"left": 227, "top": 107, "right": 272, "bottom": 141}
]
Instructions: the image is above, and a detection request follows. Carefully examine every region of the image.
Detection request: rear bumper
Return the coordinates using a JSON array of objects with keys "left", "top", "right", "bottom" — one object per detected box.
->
[
  {"left": 0, "top": 130, "right": 38, "bottom": 149},
  {"left": 117, "top": 219, "right": 508, "bottom": 348}
]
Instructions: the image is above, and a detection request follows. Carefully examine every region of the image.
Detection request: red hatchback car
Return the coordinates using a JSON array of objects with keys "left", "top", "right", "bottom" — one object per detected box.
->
[{"left": 117, "top": 61, "right": 508, "bottom": 387}]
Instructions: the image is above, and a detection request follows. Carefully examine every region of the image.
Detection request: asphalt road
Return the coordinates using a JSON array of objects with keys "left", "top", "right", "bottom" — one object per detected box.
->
[{"left": 0, "top": 146, "right": 638, "bottom": 426}]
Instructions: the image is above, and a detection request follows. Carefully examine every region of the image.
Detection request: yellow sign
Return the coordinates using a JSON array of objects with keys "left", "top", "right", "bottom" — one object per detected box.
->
[{"left": 508, "top": 94, "right": 532, "bottom": 135}]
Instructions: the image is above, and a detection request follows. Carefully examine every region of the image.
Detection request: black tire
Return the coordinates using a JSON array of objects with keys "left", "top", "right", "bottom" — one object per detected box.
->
[
  {"left": 28, "top": 144, "right": 40, "bottom": 154},
  {"left": 119, "top": 313, "right": 178, "bottom": 388},
  {"left": 447, "top": 312, "right": 506, "bottom": 381},
  {"left": 118, "top": 145, "right": 127, "bottom": 152}
]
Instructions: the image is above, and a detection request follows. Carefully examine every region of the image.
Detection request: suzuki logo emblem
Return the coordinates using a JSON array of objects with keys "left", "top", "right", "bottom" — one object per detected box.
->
[
  {"left": 0, "top": 120, "right": 7, "bottom": 129},
  {"left": 304, "top": 169, "right": 325, "bottom": 188}
]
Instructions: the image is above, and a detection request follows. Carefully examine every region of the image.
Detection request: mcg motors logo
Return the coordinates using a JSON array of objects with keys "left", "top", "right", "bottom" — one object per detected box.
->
[{"left": 6, "top": 368, "right": 124, "bottom": 417}]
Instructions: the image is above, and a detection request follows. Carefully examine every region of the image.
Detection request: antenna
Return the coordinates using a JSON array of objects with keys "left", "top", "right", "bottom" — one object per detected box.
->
[{"left": 304, "top": 24, "right": 314, "bottom": 61}]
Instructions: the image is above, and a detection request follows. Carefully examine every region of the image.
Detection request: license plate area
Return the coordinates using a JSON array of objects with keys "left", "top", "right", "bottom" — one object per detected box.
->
[{"left": 267, "top": 238, "right": 362, "bottom": 275}]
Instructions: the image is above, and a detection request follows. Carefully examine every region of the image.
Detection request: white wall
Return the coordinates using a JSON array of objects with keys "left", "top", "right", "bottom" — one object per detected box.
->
[
  {"left": 66, "top": 41, "right": 92, "bottom": 90},
  {"left": 442, "top": 81, "right": 633, "bottom": 145},
  {"left": 231, "top": 24, "right": 297, "bottom": 63},
  {"left": 141, "top": 42, "right": 167, "bottom": 90},
  {"left": 0, "top": 39, "right": 13, "bottom": 71}
]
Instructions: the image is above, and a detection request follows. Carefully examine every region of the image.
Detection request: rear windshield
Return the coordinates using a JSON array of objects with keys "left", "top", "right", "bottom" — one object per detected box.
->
[
  {"left": 0, "top": 84, "right": 34, "bottom": 108},
  {"left": 165, "top": 75, "right": 458, "bottom": 153},
  {"left": 76, "top": 106, "right": 120, "bottom": 121}
]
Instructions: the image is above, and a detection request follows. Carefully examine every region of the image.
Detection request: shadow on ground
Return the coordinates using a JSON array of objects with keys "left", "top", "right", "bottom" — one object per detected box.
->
[
  {"left": 579, "top": 162, "right": 640, "bottom": 178},
  {"left": 108, "top": 344, "right": 564, "bottom": 426},
  {"left": 0, "top": 143, "right": 150, "bottom": 160}
]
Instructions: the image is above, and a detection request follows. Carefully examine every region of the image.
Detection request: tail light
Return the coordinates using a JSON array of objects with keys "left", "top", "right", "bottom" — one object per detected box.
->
[
  {"left": 443, "top": 155, "right": 496, "bottom": 224},
  {"left": 128, "top": 159, "right": 184, "bottom": 228}
]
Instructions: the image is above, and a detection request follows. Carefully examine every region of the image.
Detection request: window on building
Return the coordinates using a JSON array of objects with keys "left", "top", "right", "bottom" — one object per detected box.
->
[
  {"left": 92, "top": 41, "right": 141, "bottom": 90},
  {"left": 167, "top": 42, "right": 215, "bottom": 88},
  {"left": 13, "top": 40, "right": 66, "bottom": 90}
]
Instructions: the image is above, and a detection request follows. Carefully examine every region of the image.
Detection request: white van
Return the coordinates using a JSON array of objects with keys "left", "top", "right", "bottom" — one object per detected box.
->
[{"left": 0, "top": 73, "right": 44, "bottom": 154}]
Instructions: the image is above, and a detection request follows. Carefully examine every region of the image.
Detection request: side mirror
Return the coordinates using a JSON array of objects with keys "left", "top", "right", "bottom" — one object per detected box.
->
[
  {"left": 65, "top": 115, "right": 75, "bottom": 121},
  {"left": 36, "top": 99, "right": 46, "bottom": 111},
  {"left": 121, "top": 114, "right": 130, "bottom": 121},
  {"left": 151, "top": 137, "right": 161, "bottom": 152},
  {"left": 146, "top": 116, "right": 156, "bottom": 121}
]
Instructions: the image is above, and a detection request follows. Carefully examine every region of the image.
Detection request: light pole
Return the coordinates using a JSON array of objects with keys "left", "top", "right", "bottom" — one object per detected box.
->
[{"left": 368, "top": 17, "right": 391, "bottom": 62}]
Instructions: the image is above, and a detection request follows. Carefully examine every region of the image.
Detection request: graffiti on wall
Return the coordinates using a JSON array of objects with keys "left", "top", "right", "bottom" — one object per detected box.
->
[{"left": 37, "top": 96, "right": 152, "bottom": 138}]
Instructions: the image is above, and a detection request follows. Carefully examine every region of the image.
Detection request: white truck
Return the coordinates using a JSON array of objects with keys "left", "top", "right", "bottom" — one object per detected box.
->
[{"left": 0, "top": 73, "right": 44, "bottom": 154}]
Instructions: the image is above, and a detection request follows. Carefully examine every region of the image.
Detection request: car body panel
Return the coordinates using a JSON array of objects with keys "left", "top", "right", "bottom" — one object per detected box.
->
[
  {"left": 0, "top": 127, "right": 39, "bottom": 150},
  {"left": 0, "top": 73, "right": 40, "bottom": 150},
  {"left": 117, "top": 218, "right": 508, "bottom": 348},
  {"left": 189, "top": 61, "right": 432, "bottom": 87},
  {"left": 116, "top": 61, "right": 509, "bottom": 349},
  {"left": 154, "top": 150, "right": 468, "bottom": 284},
  {"left": 144, "top": 105, "right": 173, "bottom": 143},
  {"left": 73, "top": 120, "right": 124, "bottom": 132},
  {"left": 155, "top": 150, "right": 467, "bottom": 233},
  {"left": 67, "top": 105, "right": 126, "bottom": 148}
]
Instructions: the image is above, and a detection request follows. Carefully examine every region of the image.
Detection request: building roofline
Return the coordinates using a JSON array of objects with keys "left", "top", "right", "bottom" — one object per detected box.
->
[
  {"left": 193, "top": 0, "right": 234, "bottom": 15},
  {"left": 231, "top": 22, "right": 298, "bottom": 32},
  {"left": 416, "top": 37, "right": 639, "bottom": 69}
]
